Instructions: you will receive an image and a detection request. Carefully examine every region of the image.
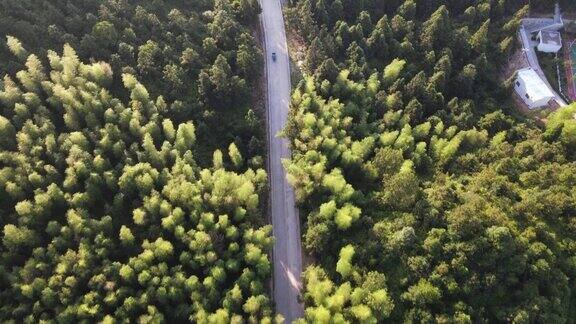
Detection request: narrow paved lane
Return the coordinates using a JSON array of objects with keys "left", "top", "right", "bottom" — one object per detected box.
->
[{"left": 259, "top": 0, "right": 304, "bottom": 322}]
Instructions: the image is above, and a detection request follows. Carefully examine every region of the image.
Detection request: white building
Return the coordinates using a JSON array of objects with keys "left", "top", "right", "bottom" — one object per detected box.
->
[
  {"left": 537, "top": 30, "right": 562, "bottom": 53},
  {"left": 514, "top": 68, "right": 555, "bottom": 109}
]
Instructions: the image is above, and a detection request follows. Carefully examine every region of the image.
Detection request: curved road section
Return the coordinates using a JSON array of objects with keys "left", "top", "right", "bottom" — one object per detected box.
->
[{"left": 259, "top": 0, "right": 304, "bottom": 321}]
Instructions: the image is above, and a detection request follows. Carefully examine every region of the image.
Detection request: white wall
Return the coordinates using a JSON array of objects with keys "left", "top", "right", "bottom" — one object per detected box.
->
[
  {"left": 537, "top": 43, "right": 561, "bottom": 53},
  {"left": 514, "top": 79, "right": 552, "bottom": 109}
]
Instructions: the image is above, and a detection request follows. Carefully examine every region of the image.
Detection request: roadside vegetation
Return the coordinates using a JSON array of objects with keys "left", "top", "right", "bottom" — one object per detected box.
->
[
  {"left": 284, "top": 0, "right": 576, "bottom": 322},
  {"left": 537, "top": 50, "right": 569, "bottom": 99}
]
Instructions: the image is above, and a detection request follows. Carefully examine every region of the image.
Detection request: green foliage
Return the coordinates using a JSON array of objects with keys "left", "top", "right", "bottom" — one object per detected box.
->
[
  {"left": 229, "top": 142, "right": 244, "bottom": 169},
  {"left": 383, "top": 58, "right": 406, "bottom": 84},
  {"left": 119, "top": 225, "right": 135, "bottom": 246},
  {"left": 402, "top": 279, "right": 441, "bottom": 306},
  {"left": 285, "top": 0, "right": 576, "bottom": 322},
  {"left": 2, "top": 224, "right": 37, "bottom": 250},
  {"left": 334, "top": 204, "right": 361, "bottom": 230},
  {"left": 175, "top": 122, "right": 196, "bottom": 154},
  {"left": 0, "top": 115, "right": 16, "bottom": 149},
  {"left": 299, "top": 265, "right": 394, "bottom": 322},
  {"left": 0, "top": 43, "right": 272, "bottom": 322},
  {"left": 0, "top": 0, "right": 264, "bottom": 166},
  {"left": 470, "top": 19, "right": 490, "bottom": 52},
  {"left": 92, "top": 21, "right": 117, "bottom": 48},
  {"left": 546, "top": 103, "right": 576, "bottom": 151},
  {"left": 6, "top": 36, "right": 27, "bottom": 60},
  {"left": 335, "top": 245, "right": 355, "bottom": 278}
]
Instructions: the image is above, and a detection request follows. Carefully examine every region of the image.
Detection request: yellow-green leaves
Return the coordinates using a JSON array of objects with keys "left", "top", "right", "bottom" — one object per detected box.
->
[
  {"left": 334, "top": 204, "right": 361, "bottom": 230},
  {"left": 383, "top": 58, "right": 406, "bottom": 84},
  {"left": 6, "top": 35, "right": 27, "bottom": 60},
  {"left": 336, "top": 245, "right": 355, "bottom": 278}
]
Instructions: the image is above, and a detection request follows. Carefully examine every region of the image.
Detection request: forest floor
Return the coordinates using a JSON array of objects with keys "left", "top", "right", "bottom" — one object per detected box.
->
[
  {"left": 285, "top": 28, "right": 305, "bottom": 87},
  {"left": 502, "top": 42, "right": 529, "bottom": 78}
]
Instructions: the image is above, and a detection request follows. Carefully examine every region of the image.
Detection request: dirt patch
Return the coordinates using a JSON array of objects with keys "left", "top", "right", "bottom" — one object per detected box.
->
[
  {"left": 501, "top": 40, "right": 529, "bottom": 81},
  {"left": 284, "top": 23, "right": 306, "bottom": 86},
  {"left": 286, "top": 29, "right": 306, "bottom": 65}
]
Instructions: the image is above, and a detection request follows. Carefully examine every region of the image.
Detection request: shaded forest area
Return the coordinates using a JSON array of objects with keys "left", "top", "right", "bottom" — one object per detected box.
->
[
  {"left": 530, "top": 0, "right": 576, "bottom": 13},
  {"left": 0, "top": 0, "right": 266, "bottom": 166},
  {"left": 0, "top": 0, "right": 279, "bottom": 322},
  {"left": 284, "top": 0, "right": 576, "bottom": 322}
]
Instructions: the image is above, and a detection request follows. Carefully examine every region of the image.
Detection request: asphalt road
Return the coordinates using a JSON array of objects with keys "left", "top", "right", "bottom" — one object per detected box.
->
[{"left": 259, "top": 0, "right": 304, "bottom": 321}]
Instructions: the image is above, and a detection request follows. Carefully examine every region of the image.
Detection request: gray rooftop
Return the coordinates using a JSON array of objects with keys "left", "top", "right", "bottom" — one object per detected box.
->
[{"left": 540, "top": 30, "right": 562, "bottom": 46}]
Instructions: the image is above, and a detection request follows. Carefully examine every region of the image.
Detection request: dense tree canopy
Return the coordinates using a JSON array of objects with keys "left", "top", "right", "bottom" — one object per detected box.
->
[
  {"left": 3, "top": 0, "right": 576, "bottom": 322},
  {"left": 0, "top": 42, "right": 276, "bottom": 323},
  {"left": 0, "top": 0, "right": 265, "bottom": 165},
  {"left": 285, "top": 0, "right": 576, "bottom": 322},
  {"left": 0, "top": 0, "right": 275, "bottom": 322}
]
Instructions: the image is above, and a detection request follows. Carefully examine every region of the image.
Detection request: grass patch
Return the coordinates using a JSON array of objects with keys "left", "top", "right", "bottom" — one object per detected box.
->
[{"left": 537, "top": 50, "right": 569, "bottom": 98}]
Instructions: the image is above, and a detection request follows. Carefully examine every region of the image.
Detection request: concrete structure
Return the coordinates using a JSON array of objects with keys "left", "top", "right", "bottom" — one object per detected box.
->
[
  {"left": 537, "top": 30, "right": 562, "bottom": 53},
  {"left": 516, "top": 2, "right": 567, "bottom": 107},
  {"left": 515, "top": 68, "right": 556, "bottom": 109}
]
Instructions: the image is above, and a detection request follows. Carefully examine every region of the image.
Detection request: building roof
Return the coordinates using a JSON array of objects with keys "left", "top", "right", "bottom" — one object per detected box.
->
[
  {"left": 517, "top": 68, "right": 555, "bottom": 101},
  {"left": 539, "top": 30, "right": 562, "bottom": 47}
]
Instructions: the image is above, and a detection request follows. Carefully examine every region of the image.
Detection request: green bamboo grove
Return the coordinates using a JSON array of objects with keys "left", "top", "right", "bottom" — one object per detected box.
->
[
  {"left": 2, "top": 0, "right": 576, "bottom": 322},
  {"left": 285, "top": 0, "right": 576, "bottom": 322}
]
